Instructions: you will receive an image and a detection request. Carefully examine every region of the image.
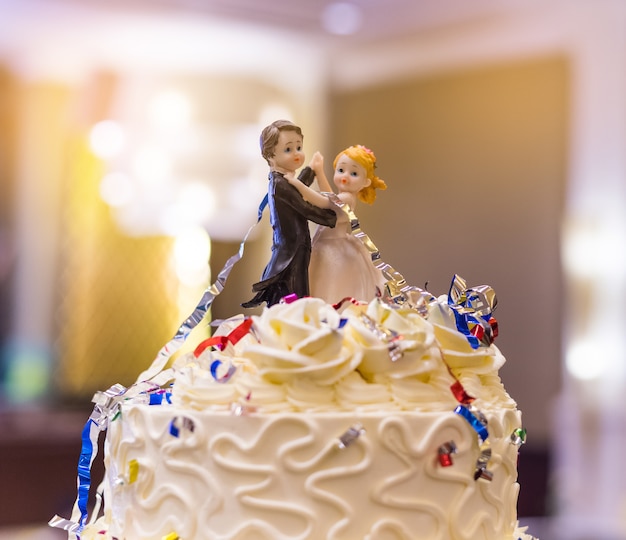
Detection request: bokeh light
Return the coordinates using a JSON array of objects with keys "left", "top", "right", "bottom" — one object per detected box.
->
[
  {"left": 321, "top": 2, "right": 364, "bottom": 36},
  {"left": 132, "top": 145, "right": 172, "bottom": 185},
  {"left": 99, "top": 172, "right": 135, "bottom": 208},
  {"left": 565, "top": 339, "right": 610, "bottom": 380},
  {"left": 149, "top": 90, "right": 192, "bottom": 130},
  {"left": 89, "top": 120, "right": 126, "bottom": 159},
  {"left": 173, "top": 225, "right": 211, "bottom": 287}
]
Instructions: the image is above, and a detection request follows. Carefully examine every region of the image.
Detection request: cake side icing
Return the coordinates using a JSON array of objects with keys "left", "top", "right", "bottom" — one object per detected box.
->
[{"left": 103, "top": 407, "right": 521, "bottom": 540}]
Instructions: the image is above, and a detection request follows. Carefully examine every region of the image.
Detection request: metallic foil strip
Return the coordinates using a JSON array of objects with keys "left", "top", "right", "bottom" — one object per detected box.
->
[
  {"left": 337, "top": 423, "right": 366, "bottom": 449},
  {"left": 454, "top": 404, "right": 489, "bottom": 442},
  {"left": 134, "top": 199, "right": 267, "bottom": 385},
  {"left": 447, "top": 274, "right": 498, "bottom": 348},
  {"left": 57, "top": 379, "right": 130, "bottom": 537},
  {"left": 169, "top": 416, "right": 196, "bottom": 438},
  {"left": 50, "top": 418, "right": 102, "bottom": 536},
  {"left": 51, "top": 200, "right": 269, "bottom": 536},
  {"left": 48, "top": 515, "right": 81, "bottom": 534},
  {"left": 437, "top": 440, "right": 458, "bottom": 467},
  {"left": 230, "top": 401, "right": 257, "bottom": 416},
  {"left": 326, "top": 193, "right": 435, "bottom": 316},
  {"left": 474, "top": 441, "right": 494, "bottom": 481},
  {"left": 510, "top": 427, "right": 528, "bottom": 446},
  {"left": 358, "top": 312, "right": 404, "bottom": 362}
]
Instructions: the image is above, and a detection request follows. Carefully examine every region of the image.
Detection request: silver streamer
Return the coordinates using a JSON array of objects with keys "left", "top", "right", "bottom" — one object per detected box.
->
[
  {"left": 326, "top": 193, "right": 435, "bottom": 316},
  {"left": 134, "top": 214, "right": 262, "bottom": 385}
]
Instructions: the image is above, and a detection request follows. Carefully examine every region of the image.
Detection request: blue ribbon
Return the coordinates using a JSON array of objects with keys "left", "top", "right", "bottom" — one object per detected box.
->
[
  {"left": 74, "top": 418, "right": 100, "bottom": 531},
  {"left": 258, "top": 193, "right": 268, "bottom": 221}
]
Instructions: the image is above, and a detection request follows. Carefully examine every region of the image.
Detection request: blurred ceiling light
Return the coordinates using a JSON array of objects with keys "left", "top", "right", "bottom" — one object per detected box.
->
[
  {"left": 229, "top": 176, "right": 265, "bottom": 212},
  {"left": 158, "top": 182, "right": 216, "bottom": 236},
  {"left": 89, "top": 120, "right": 125, "bottom": 159},
  {"left": 132, "top": 146, "right": 172, "bottom": 184},
  {"left": 99, "top": 172, "right": 135, "bottom": 207},
  {"left": 566, "top": 338, "right": 611, "bottom": 380},
  {"left": 173, "top": 225, "right": 211, "bottom": 287},
  {"left": 149, "top": 90, "right": 192, "bottom": 129},
  {"left": 258, "top": 104, "right": 294, "bottom": 127},
  {"left": 321, "top": 2, "right": 364, "bottom": 36},
  {"left": 235, "top": 124, "right": 267, "bottom": 161},
  {"left": 562, "top": 218, "right": 626, "bottom": 279},
  {"left": 177, "top": 181, "right": 217, "bottom": 224}
]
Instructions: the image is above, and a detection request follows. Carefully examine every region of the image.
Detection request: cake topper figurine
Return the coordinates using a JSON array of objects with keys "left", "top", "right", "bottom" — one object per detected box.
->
[
  {"left": 242, "top": 120, "right": 337, "bottom": 308},
  {"left": 285, "top": 144, "right": 388, "bottom": 303}
]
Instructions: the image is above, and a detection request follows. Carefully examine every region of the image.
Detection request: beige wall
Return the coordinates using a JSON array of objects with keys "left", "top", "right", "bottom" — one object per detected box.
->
[{"left": 327, "top": 55, "right": 569, "bottom": 445}]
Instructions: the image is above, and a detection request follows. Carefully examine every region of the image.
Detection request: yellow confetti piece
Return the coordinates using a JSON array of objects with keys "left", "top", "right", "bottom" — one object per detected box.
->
[
  {"left": 128, "top": 459, "right": 139, "bottom": 484},
  {"left": 162, "top": 533, "right": 180, "bottom": 540}
]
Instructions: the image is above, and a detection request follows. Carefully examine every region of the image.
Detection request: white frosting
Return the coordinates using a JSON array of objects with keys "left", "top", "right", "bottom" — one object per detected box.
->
[
  {"left": 102, "top": 406, "right": 524, "bottom": 540},
  {"left": 90, "top": 296, "right": 535, "bottom": 540},
  {"left": 169, "top": 296, "right": 517, "bottom": 416}
]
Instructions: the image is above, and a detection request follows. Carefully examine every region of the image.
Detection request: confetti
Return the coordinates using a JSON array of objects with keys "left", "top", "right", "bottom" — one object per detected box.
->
[
  {"left": 169, "top": 416, "right": 195, "bottom": 438},
  {"left": 454, "top": 405, "right": 488, "bottom": 442},
  {"left": 450, "top": 380, "right": 475, "bottom": 405},
  {"left": 359, "top": 313, "right": 404, "bottom": 362},
  {"left": 474, "top": 442, "right": 493, "bottom": 481},
  {"left": 128, "top": 459, "right": 139, "bottom": 484},
  {"left": 510, "top": 428, "right": 527, "bottom": 446},
  {"left": 447, "top": 274, "right": 498, "bottom": 349},
  {"left": 337, "top": 423, "right": 366, "bottom": 449},
  {"left": 210, "top": 359, "right": 237, "bottom": 383},
  {"left": 437, "top": 440, "right": 457, "bottom": 467}
]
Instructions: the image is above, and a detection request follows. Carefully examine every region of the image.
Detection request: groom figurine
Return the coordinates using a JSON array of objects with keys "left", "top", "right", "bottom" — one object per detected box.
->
[{"left": 242, "top": 120, "right": 337, "bottom": 308}]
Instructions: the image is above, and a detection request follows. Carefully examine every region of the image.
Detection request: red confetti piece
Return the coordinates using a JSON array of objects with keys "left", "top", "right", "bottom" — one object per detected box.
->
[
  {"left": 437, "top": 440, "right": 457, "bottom": 467},
  {"left": 193, "top": 317, "right": 254, "bottom": 357},
  {"left": 450, "top": 380, "right": 475, "bottom": 404},
  {"left": 332, "top": 296, "right": 363, "bottom": 310},
  {"left": 489, "top": 316, "right": 499, "bottom": 339},
  {"left": 470, "top": 323, "right": 485, "bottom": 341}
]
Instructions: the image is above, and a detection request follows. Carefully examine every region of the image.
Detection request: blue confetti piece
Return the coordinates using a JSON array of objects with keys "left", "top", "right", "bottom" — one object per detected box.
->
[{"left": 454, "top": 404, "right": 489, "bottom": 442}]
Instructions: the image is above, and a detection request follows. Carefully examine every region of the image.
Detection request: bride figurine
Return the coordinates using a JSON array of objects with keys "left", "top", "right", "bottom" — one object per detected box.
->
[{"left": 286, "top": 144, "right": 387, "bottom": 303}]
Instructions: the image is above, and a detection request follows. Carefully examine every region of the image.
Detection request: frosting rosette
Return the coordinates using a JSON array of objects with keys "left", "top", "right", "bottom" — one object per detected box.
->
[
  {"left": 171, "top": 348, "right": 253, "bottom": 409},
  {"left": 427, "top": 296, "right": 505, "bottom": 374},
  {"left": 335, "top": 372, "right": 396, "bottom": 411},
  {"left": 244, "top": 297, "right": 362, "bottom": 385},
  {"left": 234, "top": 371, "right": 292, "bottom": 412},
  {"left": 342, "top": 299, "right": 440, "bottom": 380}
]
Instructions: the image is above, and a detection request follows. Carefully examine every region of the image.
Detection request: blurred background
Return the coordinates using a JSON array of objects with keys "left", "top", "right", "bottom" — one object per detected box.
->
[{"left": 0, "top": 0, "right": 625, "bottom": 538}]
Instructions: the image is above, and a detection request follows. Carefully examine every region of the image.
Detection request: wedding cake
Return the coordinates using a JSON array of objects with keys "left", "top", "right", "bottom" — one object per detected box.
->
[{"left": 52, "top": 277, "right": 535, "bottom": 540}]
